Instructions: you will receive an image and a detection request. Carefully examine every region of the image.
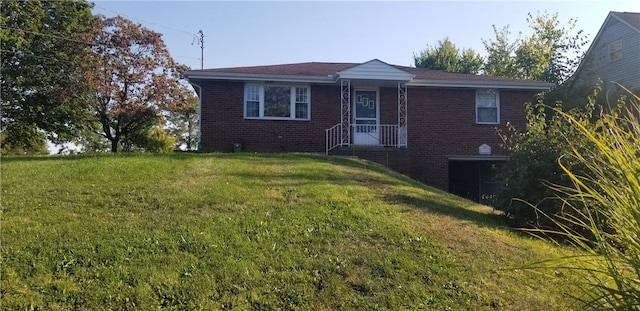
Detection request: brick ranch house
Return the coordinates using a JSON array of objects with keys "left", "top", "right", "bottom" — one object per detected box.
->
[{"left": 185, "top": 59, "right": 552, "bottom": 205}]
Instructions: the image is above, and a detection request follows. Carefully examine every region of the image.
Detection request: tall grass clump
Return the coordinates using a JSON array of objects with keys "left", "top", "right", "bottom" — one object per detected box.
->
[{"left": 540, "top": 89, "right": 640, "bottom": 309}]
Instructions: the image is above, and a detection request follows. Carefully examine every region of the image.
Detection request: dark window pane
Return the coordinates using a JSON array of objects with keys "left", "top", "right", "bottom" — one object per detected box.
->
[
  {"left": 355, "top": 91, "right": 377, "bottom": 118},
  {"left": 477, "top": 108, "right": 497, "bottom": 123},
  {"left": 264, "top": 86, "right": 291, "bottom": 117},
  {"left": 246, "top": 101, "right": 259, "bottom": 117},
  {"left": 295, "top": 102, "right": 308, "bottom": 119}
]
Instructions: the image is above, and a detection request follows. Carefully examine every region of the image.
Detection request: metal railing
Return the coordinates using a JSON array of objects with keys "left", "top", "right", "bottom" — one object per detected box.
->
[
  {"left": 325, "top": 123, "right": 343, "bottom": 155},
  {"left": 352, "top": 124, "right": 400, "bottom": 147},
  {"left": 326, "top": 123, "right": 405, "bottom": 154}
]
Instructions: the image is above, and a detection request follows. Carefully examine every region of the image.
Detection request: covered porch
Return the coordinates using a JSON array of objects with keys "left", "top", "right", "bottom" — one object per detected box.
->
[{"left": 325, "top": 60, "right": 413, "bottom": 154}]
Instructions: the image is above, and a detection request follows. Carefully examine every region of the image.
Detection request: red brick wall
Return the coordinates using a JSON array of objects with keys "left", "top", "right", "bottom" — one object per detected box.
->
[
  {"left": 336, "top": 147, "right": 411, "bottom": 176},
  {"left": 199, "top": 81, "right": 340, "bottom": 152},
  {"left": 379, "top": 87, "right": 398, "bottom": 124},
  {"left": 198, "top": 81, "right": 535, "bottom": 190},
  {"left": 406, "top": 88, "right": 533, "bottom": 189}
]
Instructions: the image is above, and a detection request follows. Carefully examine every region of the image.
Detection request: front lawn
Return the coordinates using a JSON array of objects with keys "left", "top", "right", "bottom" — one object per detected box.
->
[{"left": 1, "top": 153, "right": 579, "bottom": 310}]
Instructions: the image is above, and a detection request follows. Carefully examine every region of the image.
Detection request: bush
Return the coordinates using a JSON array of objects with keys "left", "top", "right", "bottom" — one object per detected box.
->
[
  {"left": 119, "top": 127, "right": 175, "bottom": 153},
  {"left": 496, "top": 97, "right": 591, "bottom": 230},
  {"left": 143, "top": 127, "right": 175, "bottom": 153},
  {"left": 1, "top": 123, "right": 49, "bottom": 155}
]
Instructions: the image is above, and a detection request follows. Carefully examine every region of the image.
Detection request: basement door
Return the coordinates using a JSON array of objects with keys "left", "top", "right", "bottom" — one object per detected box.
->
[
  {"left": 353, "top": 90, "right": 379, "bottom": 145},
  {"left": 448, "top": 160, "right": 504, "bottom": 207}
]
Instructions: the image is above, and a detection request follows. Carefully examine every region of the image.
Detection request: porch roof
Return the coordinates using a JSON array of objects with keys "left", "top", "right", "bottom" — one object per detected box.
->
[{"left": 185, "top": 59, "right": 553, "bottom": 90}]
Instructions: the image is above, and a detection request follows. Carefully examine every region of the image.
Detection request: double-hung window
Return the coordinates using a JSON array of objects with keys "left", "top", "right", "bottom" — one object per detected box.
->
[
  {"left": 244, "top": 84, "right": 310, "bottom": 120},
  {"left": 476, "top": 89, "right": 499, "bottom": 124},
  {"left": 609, "top": 39, "right": 622, "bottom": 61}
]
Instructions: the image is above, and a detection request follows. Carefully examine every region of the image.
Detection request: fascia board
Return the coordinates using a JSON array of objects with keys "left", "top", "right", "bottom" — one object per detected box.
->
[
  {"left": 407, "top": 79, "right": 554, "bottom": 90},
  {"left": 184, "top": 71, "right": 335, "bottom": 84}
]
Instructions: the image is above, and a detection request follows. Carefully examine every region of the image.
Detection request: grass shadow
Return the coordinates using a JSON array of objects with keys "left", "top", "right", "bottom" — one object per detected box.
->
[
  {"left": 384, "top": 193, "right": 508, "bottom": 229},
  {"left": 219, "top": 153, "right": 414, "bottom": 189}
]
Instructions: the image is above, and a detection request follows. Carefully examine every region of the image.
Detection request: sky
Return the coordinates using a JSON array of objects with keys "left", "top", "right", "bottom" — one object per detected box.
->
[{"left": 92, "top": 0, "right": 639, "bottom": 70}]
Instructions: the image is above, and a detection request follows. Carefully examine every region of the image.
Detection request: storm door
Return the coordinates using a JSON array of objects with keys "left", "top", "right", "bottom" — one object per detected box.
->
[{"left": 353, "top": 90, "right": 379, "bottom": 145}]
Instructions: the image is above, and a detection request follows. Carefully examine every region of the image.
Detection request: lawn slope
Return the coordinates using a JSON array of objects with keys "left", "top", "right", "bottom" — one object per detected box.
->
[{"left": 1, "top": 153, "right": 578, "bottom": 310}]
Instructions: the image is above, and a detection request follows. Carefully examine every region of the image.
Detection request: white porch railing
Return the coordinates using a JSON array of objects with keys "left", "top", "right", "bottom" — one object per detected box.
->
[
  {"left": 325, "top": 123, "right": 406, "bottom": 154},
  {"left": 325, "top": 123, "right": 343, "bottom": 155}
]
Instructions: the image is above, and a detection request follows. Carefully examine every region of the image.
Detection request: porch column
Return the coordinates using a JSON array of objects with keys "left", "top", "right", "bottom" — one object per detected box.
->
[
  {"left": 341, "top": 79, "right": 351, "bottom": 146},
  {"left": 398, "top": 82, "right": 407, "bottom": 147}
]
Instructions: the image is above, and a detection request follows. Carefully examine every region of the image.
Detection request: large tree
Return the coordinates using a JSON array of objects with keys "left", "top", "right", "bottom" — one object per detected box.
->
[
  {"left": 88, "top": 16, "right": 191, "bottom": 153},
  {"left": 483, "top": 12, "right": 588, "bottom": 85},
  {"left": 413, "top": 37, "right": 484, "bottom": 74},
  {"left": 482, "top": 25, "right": 520, "bottom": 79},
  {"left": 0, "top": 0, "right": 95, "bottom": 153}
]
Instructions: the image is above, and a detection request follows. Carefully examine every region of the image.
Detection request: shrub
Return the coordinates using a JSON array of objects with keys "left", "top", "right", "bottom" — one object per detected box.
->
[
  {"left": 144, "top": 127, "right": 175, "bottom": 153},
  {"left": 118, "top": 127, "right": 175, "bottom": 153},
  {"left": 0, "top": 123, "right": 49, "bottom": 155},
  {"left": 496, "top": 97, "right": 591, "bottom": 230}
]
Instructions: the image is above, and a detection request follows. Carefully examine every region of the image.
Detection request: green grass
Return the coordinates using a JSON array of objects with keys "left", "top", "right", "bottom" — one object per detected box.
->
[{"left": 2, "top": 153, "right": 580, "bottom": 310}]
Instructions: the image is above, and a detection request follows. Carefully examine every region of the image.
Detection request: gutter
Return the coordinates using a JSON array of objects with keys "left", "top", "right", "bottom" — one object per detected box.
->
[
  {"left": 184, "top": 71, "right": 335, "bottom": 84},
  {"left": 407, "top": 79, "right": 554, "bottom": 90}
]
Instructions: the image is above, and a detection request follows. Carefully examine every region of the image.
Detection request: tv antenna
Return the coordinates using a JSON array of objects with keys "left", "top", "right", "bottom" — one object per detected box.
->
[{"left": 192, "top": 30, "right": 204, "bottom": 69}]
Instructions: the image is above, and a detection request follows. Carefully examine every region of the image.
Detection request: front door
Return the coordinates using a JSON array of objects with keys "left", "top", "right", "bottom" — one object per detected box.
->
[{"left": 353, "top": 90, "right": 379, "bottom": 145}]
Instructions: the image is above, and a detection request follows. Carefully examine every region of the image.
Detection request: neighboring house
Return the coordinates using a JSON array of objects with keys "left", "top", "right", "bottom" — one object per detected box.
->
[
  {"left": 572, "top": 11, "right": 640, "bottom": 94},
  {"left": 185, "top": 59, "right": 551, "bottom": 205}
]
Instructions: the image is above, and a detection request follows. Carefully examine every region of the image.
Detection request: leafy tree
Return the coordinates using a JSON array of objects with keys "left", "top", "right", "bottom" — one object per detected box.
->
[
  {"left": 413, "top": 38, "right": 484, "bottom": 74},
  {"left": 87, "top": 16, "right": 190, "bottom": 153},
  {"left": 0, "top": 0, "right": 95, "bottom": 149},
  {"left": 482, "top": 25, "right": 520, "bottom": 79},
  {"left": 165, "top": 92, "right": 199, "bottom": 151},
  {"left": 76, "top": 130, "right": 111, "bottom": 153},
  {"left": 483, "top": 12, "right": 588, "bottom": 85}
]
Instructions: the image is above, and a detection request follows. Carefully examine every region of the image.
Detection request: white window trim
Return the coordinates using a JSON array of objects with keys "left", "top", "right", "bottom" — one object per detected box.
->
[
  {"left": 475, "top": 89, "right": 500, "bottom": 125},
  {"left": 244, "top": 84, "right": 311, "bottom": 121}
]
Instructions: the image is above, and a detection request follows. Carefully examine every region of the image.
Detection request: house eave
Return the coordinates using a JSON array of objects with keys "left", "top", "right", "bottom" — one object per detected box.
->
[
  {"left": 185, "top": 70, "right": 553, "bottom": 91},
  {"left": 407, "top": 79, "right": 553, "bottom": 90},
  {"left": 184, "top": 71, "right": 336, "bottom": 84}
]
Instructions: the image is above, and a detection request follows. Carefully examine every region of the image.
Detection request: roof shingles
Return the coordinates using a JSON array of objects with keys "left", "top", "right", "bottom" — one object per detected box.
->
[
  {"left": 613, "top": 11, "right": 640, "bottom": 32},
  {"left": 195, "top": 61, "right": 543, "bottom": 83}
]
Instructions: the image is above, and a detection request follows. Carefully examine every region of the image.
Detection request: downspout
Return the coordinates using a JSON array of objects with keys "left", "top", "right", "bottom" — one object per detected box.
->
[{"left": 188, "top": 80, "right": 203, "bottom": 152}]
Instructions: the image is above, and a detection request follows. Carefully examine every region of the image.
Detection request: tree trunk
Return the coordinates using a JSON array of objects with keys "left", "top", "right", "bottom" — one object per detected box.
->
[{"left": 110, "top": 138, "right": 118, "bottom": 153}]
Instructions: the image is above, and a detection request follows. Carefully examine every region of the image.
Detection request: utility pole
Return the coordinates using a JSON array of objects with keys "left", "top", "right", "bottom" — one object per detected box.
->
[{"left": 197, "top": 30, "right": 204, "bottom": 69}]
